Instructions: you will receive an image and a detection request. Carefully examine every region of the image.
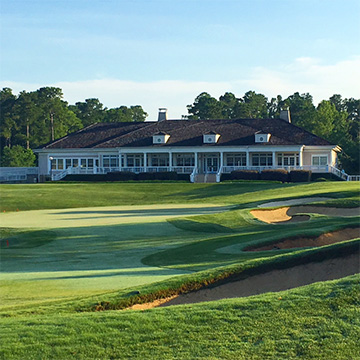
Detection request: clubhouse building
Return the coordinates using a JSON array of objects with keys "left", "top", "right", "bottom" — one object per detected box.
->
[{"left": 35, "top": 109, "right": 344, "bottom": 182}]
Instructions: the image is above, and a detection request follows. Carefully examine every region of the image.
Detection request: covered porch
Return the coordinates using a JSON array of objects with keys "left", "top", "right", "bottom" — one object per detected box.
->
[{"left": 47, "top": 147, "right": 346, "bottom": 181}]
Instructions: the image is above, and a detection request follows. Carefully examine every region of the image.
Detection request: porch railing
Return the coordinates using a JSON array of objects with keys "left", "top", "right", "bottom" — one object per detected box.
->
[
  {"left": 49, "top": 164, "right": 360, "bottom": 182},
  {"left": 190, "top": 167, "right": 198, "bottom": 183},
  {"left": 0, "top": 167, "right": 39, "bottom": 182}
]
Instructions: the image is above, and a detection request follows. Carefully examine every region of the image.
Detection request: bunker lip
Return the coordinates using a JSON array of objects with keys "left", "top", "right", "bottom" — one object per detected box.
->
[
  {"left": 258, "top": 197, "right": 333, "bottom": 208},
  {"left": 250, "top": 206, "right": 360, "bottom": 224},
  {"left": 126, "top": 253, "right": 359, "bottom": 310},
  {"left": 244, "top": 227, "right": 360, "bottom": 252}
]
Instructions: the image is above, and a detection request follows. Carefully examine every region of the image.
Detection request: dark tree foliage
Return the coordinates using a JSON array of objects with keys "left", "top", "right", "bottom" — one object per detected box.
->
[
  {"left": 187, "top": 90, "right": 360, "bottom": 173},
  {"left": 0, "top": 87, "right": 148, "bottom": 167}
]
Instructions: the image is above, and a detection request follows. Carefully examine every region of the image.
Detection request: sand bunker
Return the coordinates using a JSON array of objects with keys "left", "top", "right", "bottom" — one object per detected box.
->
[
  {"left": 126, "top": 252, "right": 360, "bottom": 311},
  {"left": 158, "top": 254, "right": 359, "bottom": 308},
  {"left": 251, "top": 206, "right": 360, "bottom": 224},
  {"left": 245, "top": 227, "right": 360, "bottom": 251},
  {"left": 126, "top": 295, "right": 178, "bottom": 310}
]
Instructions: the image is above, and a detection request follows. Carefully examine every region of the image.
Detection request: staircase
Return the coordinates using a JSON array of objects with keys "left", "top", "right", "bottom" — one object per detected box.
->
[{"left": 194, "top": 173, "right": 217, "bottom": 183}]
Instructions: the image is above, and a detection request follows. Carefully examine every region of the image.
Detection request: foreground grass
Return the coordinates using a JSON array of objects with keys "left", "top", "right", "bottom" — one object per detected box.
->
[{"left": 1, "top": 275, "right": 359, "bottom": 360}]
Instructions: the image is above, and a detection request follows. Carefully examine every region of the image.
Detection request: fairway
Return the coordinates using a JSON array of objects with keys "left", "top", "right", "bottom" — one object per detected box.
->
[
  {"left": 1, "top": 204, "right": 230, "bottom": 309},
  {"left": 0, "top": 181, "right": 359, "bottom": 359}
]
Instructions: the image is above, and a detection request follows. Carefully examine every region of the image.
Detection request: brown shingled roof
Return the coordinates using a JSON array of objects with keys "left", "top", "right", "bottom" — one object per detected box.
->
[{"left": 37, "top": 118, "right": 332, "bottom": 149}]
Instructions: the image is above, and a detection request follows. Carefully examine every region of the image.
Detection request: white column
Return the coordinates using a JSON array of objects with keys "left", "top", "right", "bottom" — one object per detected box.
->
[
  {"left": 144, "top": 152, "right": 147, "bottom": 172},
  {"left": 118, "top": 151, "right": 122, "bottom": 172},
  {"left": 272, "top": 152, "right": 276, "bottom": 169},
  {"left": 246, "top": 150, "right": 250, "bottom": 169},
  {"left": 299, "top": 147, "right": 303, "bottom": 168},
  {"left": 194, "top": 152, "right": 198, "bottom": 171},
  {"left": 169, "top": 151, "right": 172, "bottom": 171},
  {"left": 220, "top": 152, "right": 223, "bottom": 168}
]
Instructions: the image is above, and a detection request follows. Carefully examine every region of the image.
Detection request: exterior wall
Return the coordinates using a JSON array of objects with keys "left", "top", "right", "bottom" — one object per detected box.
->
[
  {"left": 331, "top": 149, "right": 338, "bottom": 166},
  {"left": 35, "top": 145, "right": 338, "bottom": 176},
  {"left": 302, "top": 148, "right": 333, "bottom": 166},
  {"left": 38, "top": 153, "right": 49, "bottom": 175}
]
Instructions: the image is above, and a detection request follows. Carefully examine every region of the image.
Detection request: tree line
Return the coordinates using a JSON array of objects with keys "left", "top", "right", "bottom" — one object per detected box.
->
[
  {"left": 0, "top": 87, "right": 359, "bottom": 173},
  {"left": 186, "top": 91, "right": 359, "bottom": 173}
]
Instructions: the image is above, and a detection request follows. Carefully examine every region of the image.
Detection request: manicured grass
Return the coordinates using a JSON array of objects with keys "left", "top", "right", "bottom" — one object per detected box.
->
[
  {"left": 0, "top": 181, "right": 359, "bottom": 359},
  {"left": 0, "top": 275, "right": 359, "bottom": 360},
  {"left": 1, "top": 181, "right": 359, "bottom": 212}
]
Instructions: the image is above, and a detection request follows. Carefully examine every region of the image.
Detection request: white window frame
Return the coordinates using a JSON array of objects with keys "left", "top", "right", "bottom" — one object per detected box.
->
[
  {"left": 251, "top": 153, "right": 273, "bottom": 166},
  {"left": 175, "top": 154, "right": 195, "bottom": 167},
  {"left": 312, "top": 155, "right": 328, "bottom": 166},
  {"left": 225, "top": 153, "right": 247, "bottom": 166},
  {"left": 277, "top": 153, "right": 299, "bottom": 167}
]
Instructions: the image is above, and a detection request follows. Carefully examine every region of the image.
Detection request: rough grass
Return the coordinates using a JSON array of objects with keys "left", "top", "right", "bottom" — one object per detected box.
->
[{"left": 0, "top": 275, "right": 359, "bottom": 360}]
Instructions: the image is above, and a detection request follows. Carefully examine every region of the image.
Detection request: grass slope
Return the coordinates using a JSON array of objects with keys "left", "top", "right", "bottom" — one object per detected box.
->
[
  {"left": 1, "top": 181, "right": 359, "bottom": 212},
  {"left": 0, "top": 275, "right": 359, "bottom": 360}
]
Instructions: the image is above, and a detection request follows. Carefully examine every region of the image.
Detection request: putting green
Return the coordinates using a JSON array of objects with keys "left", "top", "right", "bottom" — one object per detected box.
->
[
  {"left": 0, "top": 204, "right": 227, "bottom": 309},
  {"left": 1, "top": 204, "right": 229, "bottom": 229}
]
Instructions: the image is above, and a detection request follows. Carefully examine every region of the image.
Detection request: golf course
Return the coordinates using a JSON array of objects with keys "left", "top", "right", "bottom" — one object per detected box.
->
[{"left": 0, "top": 181, "right": 359, "bottom": 359}]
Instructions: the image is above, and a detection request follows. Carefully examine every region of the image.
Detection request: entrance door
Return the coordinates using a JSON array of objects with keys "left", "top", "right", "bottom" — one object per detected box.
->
[{"left": 204, "top": 155, "right": 218, "bottom": 173}]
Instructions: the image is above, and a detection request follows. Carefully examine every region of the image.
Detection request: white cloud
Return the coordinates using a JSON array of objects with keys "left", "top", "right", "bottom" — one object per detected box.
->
[
  {"left": 245, "top": 56, "right": 360, "bottom": 104},
  {"left": 3, "top": 56, "right": 360, "bottom": 120}
]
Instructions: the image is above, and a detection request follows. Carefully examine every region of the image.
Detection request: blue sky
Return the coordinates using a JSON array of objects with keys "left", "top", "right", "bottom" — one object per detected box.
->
[{"left": 1, "top": 0, "right": 359, "bottom": 119}]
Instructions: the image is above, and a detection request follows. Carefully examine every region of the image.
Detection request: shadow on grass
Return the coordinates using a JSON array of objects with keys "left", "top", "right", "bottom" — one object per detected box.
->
[
  {"left": 53, "top": 206, "right": 229, "bottom": 219},
  {"left": 34, "top": 267, "right": 185, "bottom": 281},
  {"left": 143, "top": 216, "right": 360, "bottom": 271},
  {"left": 0, "top": 229, "right": 57, "bottom": 249},
  {"left": 0, "top": 221, "right": 211, "bottom": 273}
]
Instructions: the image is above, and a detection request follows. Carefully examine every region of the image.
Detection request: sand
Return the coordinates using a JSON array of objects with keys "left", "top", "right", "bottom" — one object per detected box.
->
[
  {"left": 246, "top": 227, "right": 360, "bottom": 251},
  {"left": 126, "top": 295, "right": 178, "bottom": 310},
  {"left": 160, "top": 254, "right": 359, "bottom": 308},
  {"left": 250, "top": 206, "right": 360, "bottom": 224}
]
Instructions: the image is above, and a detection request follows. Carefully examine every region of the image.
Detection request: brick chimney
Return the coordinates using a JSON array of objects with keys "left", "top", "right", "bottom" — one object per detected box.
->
[{"left": 158, "top": 108, "right": 168, "bottom": 122}]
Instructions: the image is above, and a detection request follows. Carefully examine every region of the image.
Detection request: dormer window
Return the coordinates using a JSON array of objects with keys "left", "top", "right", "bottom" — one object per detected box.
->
[
  {"left": 203, "top": 132, "right": 220, "bottom": 144},
  {"left": 153, "top": 132, "right": 170, "bottom": 144},
  {"left": 255, "top": 132, "right": 271, "bottom": 143}
]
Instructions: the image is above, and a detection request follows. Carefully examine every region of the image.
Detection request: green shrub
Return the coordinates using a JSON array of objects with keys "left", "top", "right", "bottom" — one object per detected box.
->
[
  {"left": 260, "top": 169, "right": 288, "bottom": 182},
  {"left": 137, "top": 172, "right": 178, "bottom": 181},
  {"left": 230, "top": 170, "right": 260, "bottom": 180},
  {"left": 106, "top": 171, "right": 137, "bottom": 181},
  {"left": 311, "top": 172, "right": 342, "bottom": 181},
  {"left": 177, "top": 173, "right": 190, "bottom": 182},
  {"left": 220, "top": 173, "right": 232, "bottom": 181},
  {"left": 289, "top": 170, "right": 312, "bottom": 182},
  {"left": 63, "top": 174, "right": 108, "bottom": 182}
]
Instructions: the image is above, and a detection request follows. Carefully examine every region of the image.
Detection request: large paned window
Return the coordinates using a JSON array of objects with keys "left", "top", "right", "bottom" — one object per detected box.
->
[
  {"left": 175, "top": 154, "right": 195, "bottom": 167},
  {"left": 225, "top": 153, "right": 246, "bottom": 166},
  {"left": 150, "top": 154, "right": 169, "bottom": 167},
  {"left": 277, "top": 153, "right": 299, "bottom": 166},
  {"left": 51, "top": 157, "right": 96, "bottom": 170},
  {"left": 251, "top": 153, "right": 273, "bottom": 166},
  {"left": 312, "top": 155, "right": 328, "bottom": 166},
  {"left": 126, "top": 154, "right": 143, "bottom": 167},
  {"left": 103, "top": 155, "right": 119, "bottom": 168}
]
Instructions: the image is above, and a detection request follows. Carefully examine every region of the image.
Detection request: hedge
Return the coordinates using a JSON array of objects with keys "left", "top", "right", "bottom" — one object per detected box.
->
[
  {"left": 106, "top": 171, "right": 137, "bottom": 181},
  {"left": 230, "top": 170, "right": 260, "bottom": 180},
  {"left": 63, "top": 171, "right": 183, "bottom": 182},
  {"left": 310, "top": 172, "right": 342, "bottom": 181},
  {"left": 289, "top": 170, "right": 312, "bottom": 182},
  {"left": 260, "top": 169, "right": 288, "bottom": 182}
]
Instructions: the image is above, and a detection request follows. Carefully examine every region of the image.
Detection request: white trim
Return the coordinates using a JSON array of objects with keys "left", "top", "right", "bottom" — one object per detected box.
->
[{"left": 311, "top": 154, "right": 329, "bottom": 166}]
